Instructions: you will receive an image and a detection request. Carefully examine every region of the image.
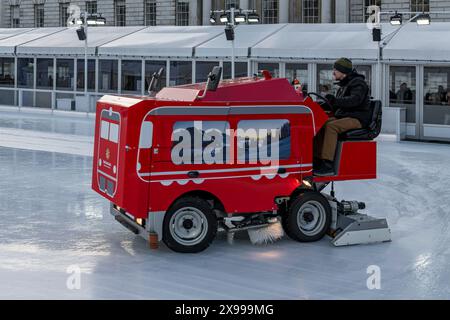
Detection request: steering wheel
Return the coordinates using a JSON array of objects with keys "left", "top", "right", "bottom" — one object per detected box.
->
[{"left": 307, "top": 92, "right": 334, "bottom": 112}]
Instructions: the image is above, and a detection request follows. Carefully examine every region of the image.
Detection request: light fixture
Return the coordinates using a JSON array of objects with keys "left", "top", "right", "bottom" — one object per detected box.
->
[
  {"left": 390, "top": 12, "right": 403, "bottom": 25},
  {"left": 76, "top": 27, "right": 87, "bottom": 41},
  {"left": 416, "top": 13, "right": 431, "bottom": 25},
  {"left": 247, "top": 12, "right": 260, "bottom": 23},
  {"left": 219, "top": 13, "right": 229, "bottom": 23},
  {"left": 209, "top": 13, "right": 216, "bottom": 24},
  {"left": 86, "top": 14, "right": 106, "bottom": 25},
  {"left": 234, "top": 12, "right": 246, "bottom": 23},
  {"left": 224, "top": 24, "right": 235, "bottom": 41}
]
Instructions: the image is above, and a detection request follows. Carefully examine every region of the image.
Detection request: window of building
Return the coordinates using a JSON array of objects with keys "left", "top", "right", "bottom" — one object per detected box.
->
[
  {"left": 423, "top": 67, "right": 450, "bottom": 125},
  {"left": 223, "top": 62, "right": 248, "bottom": 79},
  {"left": 98, "top": 60, "right": 118, "bottom": 92},
  {"left": 34, "top": 4, "right": 45, "bottom": 28},
  {"left": 86, "top": 1, "right": 98, "bottom": 14},
  {"left": 10, "top": 5, "right": 20, "bottom": 28},
  {"left": 145, "top": 60, "right": 167, "bottom": 90},
  {"left": 115, "top": 0, "right": 126, "bottom": 26},
  {"left": 18, "top": 58, "right": 34, "bottom": 88},
  {"left": 56, "top": 59, "right": 74, "bottom": 90},
  {"left": 257, "top": 63, "right": 280, "bottom": 78},
  {"left": 122, "top": 60, "right": 142, "bottom": 93},
  {"left": 302, "top": 0, "right": 320, "bottom": 23},
  {"left": 364, "top": 0, "right": 381, "bottom": 22},
  {"left": 0, "top": 58, "right": 15, "bottom": 87},
  {"left": 225, "top": 0, "right": 240, "bottom": 9},
  {"left": 59, "top": 3, "right": 70, "bottom": 27},
  {"left": 411, "top": 0, "right": 430, "bottom": 12},
  {"left": 389, "top": 66, "right": 416, "bottom": 123},
  {"left": 196, "top": 61, "right": 220, "bottom": 83},
  {"left": 237, "top": 119, "right": 291, "bottom": 163},
  {"left": 263, "top": 0, "right": 278, "bottom": 24},
  {"left": 170, "top": 61, "right": 192, "bottom": 85},
  {"left": 144, "top": 0, "right": 157, "bottom": 26},
  {"left": 36, "top": 59, "right": 54, "bottom": 89},
  {"left": 286, "top": 63, "right": 308, "bottom": 95},
  {"left": 77, "top": 59, "right": 96, "bottom": 91},
  {"left": 176, "top": 0, "right": 190, "bottom": 26}
]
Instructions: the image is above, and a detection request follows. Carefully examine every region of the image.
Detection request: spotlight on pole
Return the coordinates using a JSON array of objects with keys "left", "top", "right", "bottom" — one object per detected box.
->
[
  {"left": 220, "top": 13, "right": 229, "bottom": 23},
  {"left": 234, "top": 11, "right": 246, "bottom": 23},
  {"left": 390, "top": 12, "right": 403, "bottom": 25},
  {"left": 247, "top": 12, "right": 260, "bottom": 23},
  {"left": 416, "top": 13, "right": 431, "bottom": 25},
  {"left": 209, "top": 13, "right": 216, "bottom": 24}
]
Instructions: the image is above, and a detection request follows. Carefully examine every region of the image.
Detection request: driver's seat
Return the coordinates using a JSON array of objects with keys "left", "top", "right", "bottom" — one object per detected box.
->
[{"left": 339, "top": 100, "right": 382, "bottom": 141}]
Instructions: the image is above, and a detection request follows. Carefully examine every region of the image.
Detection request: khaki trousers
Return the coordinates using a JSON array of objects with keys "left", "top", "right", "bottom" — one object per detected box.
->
[{"left": 314, "top": 117, "right": 362, "bottom": 161}]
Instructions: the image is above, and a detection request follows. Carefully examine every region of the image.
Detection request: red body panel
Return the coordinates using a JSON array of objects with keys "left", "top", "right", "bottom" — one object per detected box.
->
[{"left": 91, "top": 77, "right": 376, "bottom": 219}]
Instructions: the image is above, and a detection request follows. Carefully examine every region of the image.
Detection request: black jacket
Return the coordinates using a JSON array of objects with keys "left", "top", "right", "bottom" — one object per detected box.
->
[{"left": 330, "top": 71, "right": 371, "bottom": 127}]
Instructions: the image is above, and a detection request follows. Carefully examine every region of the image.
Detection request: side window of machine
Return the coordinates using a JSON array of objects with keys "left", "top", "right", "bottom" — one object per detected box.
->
[
  {"left": 139, "top": 121, "right": 153, "bottom": 149},
  {"left": 109, "top": 123, "right": 119, "bottom": 143},
  {"left": 172, "top": 121, "right": 230, "bottom": 165},
  {"left": 237, "top": 119, "right": 291, "bottom": 163},
  {"left": 100, "top": 120, "right": 109, "bottom": 140}
]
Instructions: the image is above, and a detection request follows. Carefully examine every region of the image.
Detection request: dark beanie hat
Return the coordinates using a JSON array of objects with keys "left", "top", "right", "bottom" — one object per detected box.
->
[{"left": 334, "top": 58, "right": 353, "bottom": 74}]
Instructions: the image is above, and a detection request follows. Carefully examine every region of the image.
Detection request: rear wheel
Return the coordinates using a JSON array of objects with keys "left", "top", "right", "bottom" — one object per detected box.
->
[
  {"left": 163, "top": 197, "right": 217, "bottom": 253},
  {"left": 283, "top": 192, "right": 331, "bottom": 242}
]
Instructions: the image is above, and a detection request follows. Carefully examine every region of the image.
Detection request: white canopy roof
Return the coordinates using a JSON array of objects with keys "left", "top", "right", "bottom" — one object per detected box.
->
[
  {"left": 251, "top": 23, "right": 379, "bottom": 61},
  {"left": 0, "top": 28, "right": 63, "bottom": 55},
  {"left": 0, "top": 23, "right": 449, "bottom": 62},
  {"left": 383, "top": 23, "right": 450, "bottom": 62},
  {"left": 17, "top": 27, "right": 145, "bottom": 56},
  {"left": 98, "top": 26, "right": 224, "bottom": 58},
  {"left": 195, "top": 24, "right": 286, "bottom": 59}
]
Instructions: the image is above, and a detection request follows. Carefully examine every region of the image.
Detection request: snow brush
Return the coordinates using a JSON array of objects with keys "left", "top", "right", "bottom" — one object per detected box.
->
[{"left": 247, "top": 218, "right": 285, "bottom": 245}]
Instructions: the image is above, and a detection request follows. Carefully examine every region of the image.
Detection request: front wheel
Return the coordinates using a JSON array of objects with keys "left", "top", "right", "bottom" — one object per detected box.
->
[
  {"left": 283, "top": 192, "right": 331, "bottom": 242},
  {"left": 163, "top": 197, "right": 217, "bottom": 253}
]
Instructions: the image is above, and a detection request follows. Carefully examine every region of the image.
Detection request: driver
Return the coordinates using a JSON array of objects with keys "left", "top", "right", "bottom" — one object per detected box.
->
[{"left": 314, "top": 58, "right": 370, "bottom": 176}]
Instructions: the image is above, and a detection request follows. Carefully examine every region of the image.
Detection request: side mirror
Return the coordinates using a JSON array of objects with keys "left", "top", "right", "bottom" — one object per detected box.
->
[
  {"left": 148, "top": 67, "right": 164, "bottom": 96},
  {"left": 206, "top": 66, "right": 222, "bottom": 92}
]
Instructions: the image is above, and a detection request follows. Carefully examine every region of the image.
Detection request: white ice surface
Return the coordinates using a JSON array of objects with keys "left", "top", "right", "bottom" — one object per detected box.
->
[{"left": 0, "top": 110, "right": 449, "bottom": 299}]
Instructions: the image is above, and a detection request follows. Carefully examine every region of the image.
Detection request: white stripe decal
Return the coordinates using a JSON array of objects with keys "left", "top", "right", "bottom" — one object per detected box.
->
[
  {"left": 139, "top": 163, "right": 313, "bottom": 177},
  {"left": 98, "top": 169, "right": 117, "bottom": 182},
  {"left": 148, "top": 169, "right": 312, "bottom": 183}
]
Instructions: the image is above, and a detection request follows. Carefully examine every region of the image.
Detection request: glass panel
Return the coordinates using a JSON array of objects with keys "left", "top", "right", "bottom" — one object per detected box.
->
[
  {"left": 389, "top": 66, "right": 416, "bottom": 123},
  {"left": 317, "top": 64, "right": 336, "bottom": 95},
  {"left": 263, "top": 0, "right": 278, "bottom": 24},
  {"left": 77, "top": 59, "right": 96, "bottom": 91},
  {"left": 56, "top": 59, "right": 74, "bottom": 90},
  {"left": 98, "top": 60, "right": 118, "bottom": 92},
  {"left": 36, "top": 58, "right": 54, "bottom": 89},
  {"left": 101, "top": 121, "right": 109, "bottom": 140},
  {"left": 257, "top": 63, "right": 279, "bottom": 78},
  {"left": 424, "top": 67, "right": 450, "bottom": 126},
  {"left": 286, "top": 63, "right": 308, "bottom": 95},
  {"left": 122, "top": 60, "right": 142, "bottom": 93},
  {"left": 170, "top": 61, "right": 192, "bottom": 86},
  {"left": 237, "top": 119, "right": 291, "bottom": 162},
  {"left": 223, "top": 62, "right": 248, "bottom": 79},
  {"left": 109, "top": 123, "right": 119, "bottom": 143},
  {"left": 176, "top": 0, "right": 189, "bottom": 26},
  {"left": 139, "top": 121, "right": 153, "bottom": 148},
  {"left": 145, "top": 60, "right": 167, "bottom": 90},
  {"left": 172, "top": 121, "right": 230, "bottom": 165},
  {"left": 18, "top": 58, "right": 34, "bottom": 88},
  {"left": 0, "top": 58, "right": 15, "bottom": 87},
  {"left": 196, "top": 61, "right": 220, "bottom": 83},
  {"left": 115, "top": 0, "right": 126, "bottom": 26}
]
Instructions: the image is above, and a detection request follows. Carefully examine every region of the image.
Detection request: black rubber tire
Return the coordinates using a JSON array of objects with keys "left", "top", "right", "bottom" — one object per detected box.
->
[
  {"left": 283, "top": 192, "right": 331, "bottom": 242},
  {"left": 163, "top": 197, "right": 217, "bottom": 253}
]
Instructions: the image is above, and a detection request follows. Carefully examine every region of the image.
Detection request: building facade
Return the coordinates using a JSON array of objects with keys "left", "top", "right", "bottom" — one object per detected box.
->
[{"left": 2, "top": 0, "right": 450, "bottom": 28}]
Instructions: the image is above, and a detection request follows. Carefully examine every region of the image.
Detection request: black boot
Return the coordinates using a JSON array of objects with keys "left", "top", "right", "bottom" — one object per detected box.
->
[
  {"left": 313, "top": 157, "right": 323, "bottom": 170},
  {"left": 314, "top": 160, "right": 335, "bottom": 176}
]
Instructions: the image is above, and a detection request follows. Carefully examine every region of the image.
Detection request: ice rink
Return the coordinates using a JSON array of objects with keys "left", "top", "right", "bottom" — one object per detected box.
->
[{"left": 0, "top": 109, "right": 449, "bottom": 299}]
